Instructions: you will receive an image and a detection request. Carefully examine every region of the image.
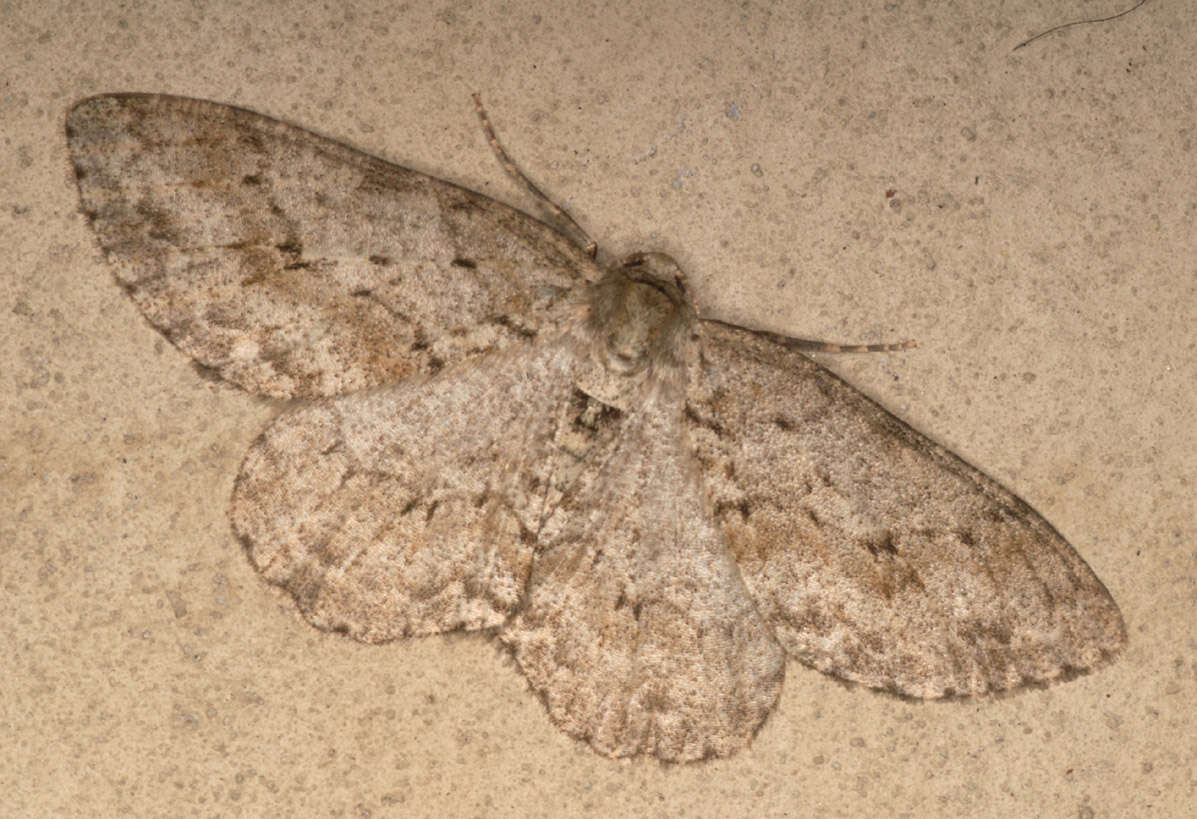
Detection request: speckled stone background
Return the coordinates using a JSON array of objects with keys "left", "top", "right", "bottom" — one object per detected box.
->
[{"left": 3, "top": 1, "right": 1192, "bottom": 816}]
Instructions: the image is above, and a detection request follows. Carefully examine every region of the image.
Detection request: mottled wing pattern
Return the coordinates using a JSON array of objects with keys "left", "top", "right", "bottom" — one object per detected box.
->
[
  {"left": 66, "top": 94, "right": 600, "bottom": 399},
  {"left": 69, "top": 93, "right": 1124, "bottom": 762},
  {"left": 232, "top": 337, "right": 585, "bottom": 641},
  {"left": 685, "top": 321, "right": 1126, "bottom": 698},
  {"left": 502, "top": 378, "right": 786, "bottom": 762}
]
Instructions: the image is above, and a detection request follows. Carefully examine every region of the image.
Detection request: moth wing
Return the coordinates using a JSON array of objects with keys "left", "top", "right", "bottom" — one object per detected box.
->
[
  {"left": 66, "top": 93, "right": 600, "bottom": 399},
  {"left": 231, "top": 337, "right": 582, "bottom": 641},
  {"left": 686, "top": 321, "right": 1126, "bottom": 698},
  {"left": 501, "top": 379, "right": 786, "bottom": 762}
]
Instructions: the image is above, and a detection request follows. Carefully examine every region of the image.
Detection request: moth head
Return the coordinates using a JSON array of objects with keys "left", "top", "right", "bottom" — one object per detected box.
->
[{"left": 589, "top": 252, "right": 695, "bottom": 374}]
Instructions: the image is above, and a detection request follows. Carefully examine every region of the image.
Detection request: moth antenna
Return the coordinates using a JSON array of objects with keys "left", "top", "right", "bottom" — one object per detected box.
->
[
  {"left": 471, "top": 92, "right": 599, "bottom": 259},
  {"left": 703, "top": 318, "right": 917, "bottom": 353}
]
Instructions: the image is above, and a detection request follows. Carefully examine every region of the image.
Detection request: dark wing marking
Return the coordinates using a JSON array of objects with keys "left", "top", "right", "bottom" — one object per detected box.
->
[
  {"left": 685, "top": 320, "right": 1125, "bottom": 698},
  {"left": 67, "top": 93, "right": 600, "bottom": 398}
]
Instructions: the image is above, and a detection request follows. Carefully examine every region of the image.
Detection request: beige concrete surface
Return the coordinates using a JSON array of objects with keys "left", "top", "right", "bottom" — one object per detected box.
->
[{"left": 3, "top": 1, "right": 1192, "bottom": 815}]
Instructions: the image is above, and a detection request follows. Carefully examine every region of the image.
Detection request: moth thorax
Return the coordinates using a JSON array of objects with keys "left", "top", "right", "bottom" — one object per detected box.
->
[{"left": 590, "top": 253, "right": 692, "bottom": 374}]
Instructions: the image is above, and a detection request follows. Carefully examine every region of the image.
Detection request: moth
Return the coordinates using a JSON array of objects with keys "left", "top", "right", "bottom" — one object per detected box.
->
[{"left": 66, "top": 94, "right": 1125, "bottom": 762}]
